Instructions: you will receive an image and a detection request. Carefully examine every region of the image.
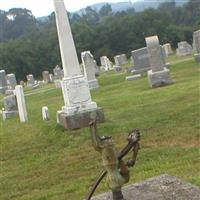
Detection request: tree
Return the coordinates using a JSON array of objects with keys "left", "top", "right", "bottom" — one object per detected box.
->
[{"left": 0, "top": 0, "right": 198, "bottom": 80}]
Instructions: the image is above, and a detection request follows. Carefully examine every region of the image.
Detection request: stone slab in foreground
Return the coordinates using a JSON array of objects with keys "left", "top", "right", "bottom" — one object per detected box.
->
[{"left": 92, "top": 174, "right": 200, "bottom": 200}]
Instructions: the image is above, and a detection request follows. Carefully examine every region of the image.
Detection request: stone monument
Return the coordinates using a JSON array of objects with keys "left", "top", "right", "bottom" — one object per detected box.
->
[
  {"left": 42, "top": 71, "right": 51, "bottom": 83},
  {"left": 105, "top": 57, "right": 113, "bottom": 71},
  {"left": 0, "top": 70, "right": 7, "bottom": 94},
  {"left": 53, "top": 0, "right": 104, "bottom": 130},
  {"left": 7, "top": 73, "right": 17, "bottom": 90},
  {"left": 100, "top": 56, "right": 106, "bottom": 67},
  {"left": 131, "top": 46, "right": 169, "bottom": 75},
  {"left": 15, "top": 85, "right": 28, "bottom": 122},
  {"left": 26, "top": 74, "right": 35, "bottom": 87},
  {"left": 163, "top": 43, "right": 173, "bottom": 57},
  {"left": 81, "top": 51, "right": 99, "bottom": 90},
  {"left": 114, "top": 54, "right": 128, "bottom": 66},
  {"left": 176, "top": 41, "right": 192, "bottom": 56},
  {"left": 100, "top": 56, "right": 112, "bottom": 71},
  {"left": 193, "top": 30, "right": 200, "bottom": 62},
  {"left": 131, "top": 47, "right": 151, "bottom": 74},
  {"left": 53, "top": 65, "right": 64, "bottom": 80},
  {"left": 2, "top": 95, "right": 18, "bottom": 120},
  {"left": 53, "top": 65, "right": 64, "bottom": 88},
  {"left": 42, "top": 106, "right": 50, "bottom": 121},
  {"left": 146, "top": 35, "right": 172, "bottom": 88}
]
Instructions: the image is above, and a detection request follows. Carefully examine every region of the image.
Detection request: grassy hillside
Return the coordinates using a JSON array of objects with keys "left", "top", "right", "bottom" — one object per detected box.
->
[{"left": 0, "top": 56, "right": 199, "bottom": 200}]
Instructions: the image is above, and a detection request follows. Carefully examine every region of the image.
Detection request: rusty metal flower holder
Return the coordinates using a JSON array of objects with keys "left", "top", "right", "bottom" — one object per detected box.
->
[{"left": 86, "top": 120, "right": 140, "bottom": 200}]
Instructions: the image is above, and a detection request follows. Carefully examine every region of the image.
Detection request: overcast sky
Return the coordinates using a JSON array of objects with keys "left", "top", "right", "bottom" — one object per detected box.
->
[{"left": 0, "top": 0, "right": 138, "bottom": 17}]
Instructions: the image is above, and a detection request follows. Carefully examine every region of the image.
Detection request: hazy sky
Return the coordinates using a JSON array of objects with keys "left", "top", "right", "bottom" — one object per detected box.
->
[{"left": 0, "top": 0, "right": 137, "bottom": 17}]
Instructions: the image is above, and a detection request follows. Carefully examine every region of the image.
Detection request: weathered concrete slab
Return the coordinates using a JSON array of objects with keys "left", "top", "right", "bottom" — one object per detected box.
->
[{"left": 92, "top": 174, "right": 200, "bottom": 200}]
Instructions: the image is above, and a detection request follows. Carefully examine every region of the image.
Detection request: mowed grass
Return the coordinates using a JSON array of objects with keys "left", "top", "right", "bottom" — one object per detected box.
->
[{"left": 0, "top": 57, "right": 200, "bottom": 200}]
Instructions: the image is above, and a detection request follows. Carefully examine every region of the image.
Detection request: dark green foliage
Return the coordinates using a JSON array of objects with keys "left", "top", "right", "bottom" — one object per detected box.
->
[
  {"left": 0, "top": 8, "right": 36, "bottom": 42},
  {"left": 0, "top": 0, "right": 199, "bottom": 80}
]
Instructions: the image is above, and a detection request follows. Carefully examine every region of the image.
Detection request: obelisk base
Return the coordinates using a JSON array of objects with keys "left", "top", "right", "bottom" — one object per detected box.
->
[
  {"left": 88, "top": 79, "right": 99, "bottom": 90},
  {"left": 57, "top": 107, "right": 104, "bottom": 130},
  {"left": 194, "top": 53, "right": 200, "bottom": 62},
  {"left": 148, "top": 67, "right": 172, "bottom": 88}
]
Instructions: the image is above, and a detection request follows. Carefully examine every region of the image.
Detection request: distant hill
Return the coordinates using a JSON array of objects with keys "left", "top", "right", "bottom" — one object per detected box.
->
[
  {"left": 78, "top": 1, "right": 134, "bottom": 14},
  {"left": 76, "top": 0, "right": 188, "bottom": 15},
  {"left": 36, "top": 0, "right": 189, "bottom": 21}
]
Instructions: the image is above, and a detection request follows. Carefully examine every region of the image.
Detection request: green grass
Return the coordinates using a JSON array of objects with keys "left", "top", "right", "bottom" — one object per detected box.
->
[{"left": 0, "top": 57, "right": 200, "bottom": 200}]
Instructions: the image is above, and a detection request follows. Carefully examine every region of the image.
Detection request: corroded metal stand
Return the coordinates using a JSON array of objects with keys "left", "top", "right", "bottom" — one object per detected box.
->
[
  {"left": 86, "top": 121, "right": 140, "bottom": 200},
  {"left": 113, "top": 190, "right": 124, "bottom": 200}
]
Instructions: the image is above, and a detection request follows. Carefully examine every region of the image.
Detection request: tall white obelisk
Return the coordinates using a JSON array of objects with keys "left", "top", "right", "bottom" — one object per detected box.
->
[{"left": 53, "top": 0, "right": 104, "bottom": 129}]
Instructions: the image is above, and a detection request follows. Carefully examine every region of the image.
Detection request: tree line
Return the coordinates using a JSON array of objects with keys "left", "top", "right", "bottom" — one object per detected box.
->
[{"left": 0, "top": 0, "right": 199, "bottom": 81}]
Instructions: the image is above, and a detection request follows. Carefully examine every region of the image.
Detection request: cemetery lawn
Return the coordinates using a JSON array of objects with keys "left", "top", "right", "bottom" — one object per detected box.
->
[{"left": 0, "top": 57, "right": 199, "bottom": 200}]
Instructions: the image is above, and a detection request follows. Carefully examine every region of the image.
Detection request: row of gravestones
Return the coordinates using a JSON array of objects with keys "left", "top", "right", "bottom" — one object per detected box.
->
[
  {"left": 1, "top": 85, "right": 27, "bottom": 122},
  {"left": 1, "top": 85, "right": 50, "bottom": 122},
  {"left": 0, "top": 71, "right": 17, "bottom": 95},
  {"left": 0, "top": 65, "right": 65, "bottom": 96},
  {"left": 1, "top": 0, "right": 199, "bottom": 130},
  {"left": 0, "top": 72, "right": 46, "bottom": 95},
  {"left": 177, "top": 31, "right": 200, "bottom": 60},
  {"left": 0, "top": 66, "right": 63, "bottom": 121},
  {"left": 100, "top": 38, "right": 198, "bottom": 74},
  {"left": 1, "top": 32, "right": 198, "bottom": 96}
]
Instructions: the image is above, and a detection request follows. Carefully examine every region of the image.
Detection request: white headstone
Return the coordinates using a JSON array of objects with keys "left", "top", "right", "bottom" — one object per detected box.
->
[
  {"left": 42, "top": 71, "right": 51, "bottom": 83},
  {"left": 176, "top": 41, "right": 192, "bottom": 56},
  {"left": 7, "top": 73, "right": 17, "bottom": 90},
  {"left": 163, "top": 43, "right": 173, "bottom": 57},
  {"left": 15, "top": 85, "right": 28, "bottom": 122},
  {"left": 146, "top": 36, "right": 165, "bottom": 72},
  {"left": 100, "top": 56, "right": 112, "bottom": 71},
  {"left": 100, "top": 56, "right": 106, "bottom": 66},
  {"left": 81, "top": 51, "right": 99, "bottom": 90},
  {"left": 53, "top": 65, "right": 64, "bottom": 80},
  {"left": 26, "top": 74, "right": 35, "bottom": 87},
  {"left": 42, "top": 106, "right": 50, "bottom": 121},
  {"left": 2, "top": 95, "right": 18, "bottom": 120},
  {"left": 114, "top": 54, "right": 128, "bottom": 66},
  {"left": 131, "top": 47, "right": 151, "bottom": 73},
  {"left": 146, "top": 35, "right": 172, "bottom": 88}
]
